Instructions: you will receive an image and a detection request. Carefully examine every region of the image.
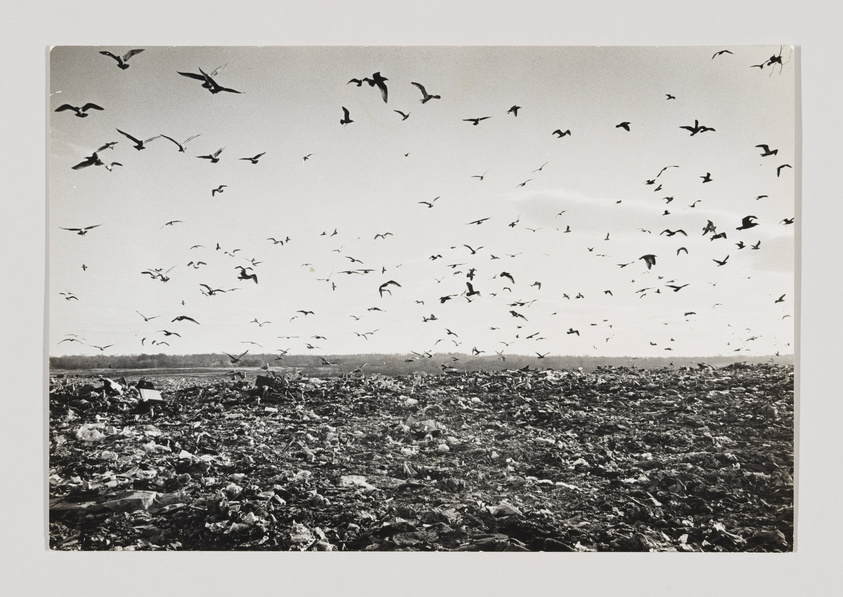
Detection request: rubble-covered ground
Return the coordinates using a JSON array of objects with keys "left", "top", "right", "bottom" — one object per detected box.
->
[{"left": 49, "top": 363, "right": 794, "bottom": 552}]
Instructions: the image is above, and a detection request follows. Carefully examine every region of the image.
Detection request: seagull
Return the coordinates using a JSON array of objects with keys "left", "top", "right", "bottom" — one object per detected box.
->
[
  {"left": 161, "top": 220, "right": 183, "bottom": 228},
  {"left": 157, "top": 330, "right": 181, "bottom": 338},
  {"left": 172, "top": 315, "right": 200, "bottom": 324},
  {"left": 507, "top": 105, "right": 521, "bottom": 116},
  {"left": 136, "top": 311, "right": 158, "bottom": 322},
  {"left": 369, "top": 72, "right": 389, "bottom": 102},
  {"left": 374, "top": 232, "right": 393, "bottom": 240},
  {"left": 566, "top": 328, "right": 580, "bottom": 336},
  {"left": 775, "top": 294, "right": 786, "bottom": 303},
  {"left": 751, "top": 240, "right": 762, "bottom": 250},
  {"left": 71, "top": 152, "right": 104, "bottom": 170},
  {"left": 500, "top": 272, "right": 515, "bottom": 284},
  {"left": 665, "top": 284, "right": 689, "bottom": 292},
  {"left": 61, "top": 224, "right": 101, "bottom": 236},
  {"left": 639, "top": 254, "right": 657, "bottom": 270},
  {"left": 103, "top": 162, "right": 122, "bottom": 172},
  {"left": 463, "top": 117, "right": 491, "bottom": 126},
  {"left": 736, "top": 215, "right": 759, "bottom": 230},
  {"left": 465, "top": 282, "right": 480, "bottom": 297},
  {"left": 777, "top": 164, "right": 792, "bottom": 177},
  {"left": 463, "top": 244, "right": 483, "bottom": 254},
  {"left": 713, "top": 255, "right": 730, "bottom": 266},
  {"left": 59, "top": 292, "right": 78, "bottom": 301},
  {"left": 239, "top": 152, "right": 266, "bottom": 164},
  {"left": 160, "top": 133, "right": 201, "bottom": 152},
  {"left": 552, "top": 129, "right": 571, "bottom": 138},
  {"left": 196, "top": 147, "right": 225, "bottom": 163},
  {"left": 410, "top": 81, "right": 440, "bottom": 103},
  {"left": 223, "top": 350, "right": 249, "bottom": 364},
  {"left": 712, "top": 49, "right": 733, "bottom": 59},
  {"left": 211, "top": 185, "right": 227, "bottom": 196},
  {"left": 471, "top": 170, "right": 489, "bottom": 181},
  {"left": 467, "top": 217, "right": 491, "bottom": 225},
  {"left": 117, "top": 129, "right": 160, "bottom": 150},
  {"left": 616, "top": 121, "right": 631, "bottom": 131},
  {"left": 100, "top": 49, "right": 144, "bottom": 69},
  {"left": 700, "top": 172, "right": 712, "bottom": 183},
  {"left": 660, "top": 228, "right": 687, "bottom": 237},
  {"left": 89, "top": 344, "right": 114, "bottom": 352},
  {"left": 394, "top": 110, "right": 410, "bottom": 120},
  {"left": 378, "top": 280, "right": 401, "bottom": 297},
  {"left": 196, "top": 66, "right": 242, "bottom": 94},
  {"left": 781, "top": 218, "right": 794, "bottom": 225},
  {"left": 340, "top": 106, "right": 353, "bottom": 125},
  {"left": 236, "top": 266, "right": 258, "bottom": 284},
  {"left": 55, "top": 103, "right": 104, "bottom": 118},
  {"left": 665, "top": 94, "right": 676, "bottom": 100},
  {"left": 756, "top": 144, "right": 778, "bottom": 157}
]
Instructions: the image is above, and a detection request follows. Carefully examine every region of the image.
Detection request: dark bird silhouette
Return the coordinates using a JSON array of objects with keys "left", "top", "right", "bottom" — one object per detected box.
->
[
  {"left": 666, "top": 94, "right": 676, "bottom": 100},
  {"left": 378, "top": 280, "right": 401, "bottom": 297},
  {"left": 55, "top": 103, "right": 104, "bottom": 118},
  {"left": 103, "top": 162, "right": 122, "bottom": 171},
  {"left": 500, "top": 272, "right": 515, "bottom": 284},
  {"left": 369, "top": 72, "right": 389, "bottom": 102},
  {"left": 712, "top": 49, "right": 733, "bottom": 59},
  {"left": 157, "top": 330, "right": 181, "bottom": 338},
  {"left": 666, "top": 284, "right": 689, "bottom": 292},
  {"left": 240, "top": 152, "right": 266, "bottom": 164},
  {"left": 236, "top": 266, "right": 258, "bottom": 284},
  {"left": 410, "top": 82, "right": 440, "bottom": 103},
  {"left": 781, "top": 218, "right": 794, "bottom": 225},
  {"left": 223, "top": 350, "right": 249, "bottom": 364},
  {"left": 297, "top": 310, "right": 314, "bottom": 316},
  {"left": 737, "top": 215, "right": 759, "bottom": 230},
  {"left": 639, "top": 254, "right": 657, "bottom": 270},
  {"left": 713, "top": 255, "right": 730, "bottom": 266},
  {"left": 777, "top": 164, "right": 792, "bottom": 177},
  {"left": 677, "top": 247, "right": 688, "bottom": 255},
  {"left": 467, "top": 217, "right": 491, "bottom": 225},
  {"left": 374, "top": 232, "right": 393, "bottom": 240},
  {"left": 172, "top": 315, "right": 200, "bottom": 324},
  {"left": 196, "top": 147, "right": 225, "bottom": 163},
  {"left": 680, "top": 120, "right": 714, "bottom": 136},
  {"left": 516, "top": 179, "right": 532, "bottom": 188},
  {"left": 161, "top": 220, "right": 183, "bottom": 228},
  {"left": 507, "top": 105, "right": 521, "bottom": 116},
  {"left": 552, "top": 129, "right": 571, "bottom": 138},
  {"left": 736, "top": 241, "right": 746, "bottom": 249},
  {"left": 660, "top": 229, "right": 687, "bottom": 237},
  {"left": 567, "top": 328, "right": 580, "bottom": 336},
  {"left": 463, "top": 244, "right": 483, "bottom": 254},
  {"left": 439, "top": 295, "right": 456, "bottom": 304},
  {"left": 340, "top": 106, "right": 353, "bottom": 125},
  {"left": 348, "top": 77, "right": 370, "bottom": 87},
  {"left": 136, "top": 311, "right": 158, "bottom": 322},
  {"left": 394, "top": 110, "right": 410, "bottom": 120},
  {"left": 710, "top": 232, "right": 728, "bottom": 241},
  {"left": 756, "top": 144, "right": 778, "bottom": 157},
  {"left": 100, "top": 49, "right": 144, "bottom": 69},
  {"left": 117, "top": 128, "right": 160, "bottom": 150},
  {"left": 199, "top": 284, "right": 227, "bottom": 296},
  {"left": 472, "top": 170, "right": 489, "bottom": 180},
  {"left": 71, "top": 152, "right": 104, "bottom": 170},
  {"left": 160, "top": 133, "right": 201, "bottom": 152},
  {"left": 775, "top": 294, "right": 786, "bottom": 303},
  {"left": 195, "top": 66, "right": 242, "bottom": 94},
  {"left": 89, "top": 344, "right": 114, "bottom": 352},
  {"left": 701, "top": 172, "right": 712, "bottom": 183},
  {"left": 59, "top": 292, "right": 78, "bottom": 301},
  {"left": 510, "top": 310, "right": 527, "bottom": 321},
  {"left": 657, "top": 165, "right": 679, "bottom": 177},
  {"left": 465, "top": 282, "right": 480, "bottom": 297},
  {"left": 463, "top": 117, "right": 491, "bottom": 126},
  {"left": 212, "top": 185, "right": 227, "bottom": 196},
  {"left": 751, "top": 240, "right": 762, "bottom": 250},
  {"left": 61, "top": 224, "right": 101, "bottom": 236},
  {"left": 616, "top": 121, "right": 631, "bottom": 131}
]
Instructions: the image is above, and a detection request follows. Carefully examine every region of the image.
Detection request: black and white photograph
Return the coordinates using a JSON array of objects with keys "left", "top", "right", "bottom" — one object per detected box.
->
[{"left": 48, "top": 45, "right": 795, "bottom": 552}]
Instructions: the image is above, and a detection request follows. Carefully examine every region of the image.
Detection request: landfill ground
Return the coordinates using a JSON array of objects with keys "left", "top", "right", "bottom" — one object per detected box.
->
[{"left": 48, "top": 363, "right": 794, "bottom": 551}]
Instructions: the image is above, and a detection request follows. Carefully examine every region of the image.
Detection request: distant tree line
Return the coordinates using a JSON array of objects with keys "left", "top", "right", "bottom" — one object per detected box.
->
[{"left": 49, "top": 352, "right": 792, "bottom": 375}]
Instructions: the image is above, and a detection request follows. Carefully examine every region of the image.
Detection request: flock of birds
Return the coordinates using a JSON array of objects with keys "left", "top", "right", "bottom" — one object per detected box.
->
[{"left": 53, "top": 47, "right": 794, "bottom": 365}]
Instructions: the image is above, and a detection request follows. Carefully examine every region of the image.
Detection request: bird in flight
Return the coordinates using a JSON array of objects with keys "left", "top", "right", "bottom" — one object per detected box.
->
[
  {"left": 117, "top": 129, "right": 160, "bottom": 150},
  {"left": 736, "top": 215, "right": 759, "bottom": 230},
  {"left": 394, "top": 110, "right": 410, "bottom": 121},
  {"left": 236, "top": 266, "right": 258, "bottom": 284},
  {"left": 136, "top": 311, "right": 158, "bottom": 322},
  {"left": 463, "top": 117, "right": 491, "bottom": 126},
  {"left": 665, "top": 284, "right": 689, "bottom": 292},
  {"left": 195, "top": 66, "right": 242, "bottom": 94},
  {"left": 507, "top": 105, "right": 521, "bottom": 116},
  {"left": 616, "top": 121, "right": 631, "bottom": 131},
  {"left": 89, "top": 344, "right": 114, "bottom": 352},
  {"left": 369, "top": 72, "right": 389, "bottom": 102},
  {"left": 639, "top": 254, "right": 657, "bottom": 270},
  {"left": 777, "top": 164, "right": 792, "bottom": 177},
  {"left": 410, "top": 81, "right": 440, "bottom": 103},
  {"left": 172, "top": 315, "right": 200, "bottom": 324},
  {"left": 378, "top": 280, "right": 401, "bottom": 297},
  {"left": 340, "top": 106, "right": 353, "bottom": 125},
  {"left": 712, "top": 49, "right": 733, "bottom": 59},
  {"left": 161, "top": 220, "right": 183, "bottom": 228},
  {"left": 665, "top": 93, "right": 676, "bottom": 100},
  {"left": 467, "top": 217, "right": 491, "bottom": 225},
  {"left": 55, "top": 103, "right": 104, "bottom": 118},
  {"left": 240, "top": 152, "right": 266, "bottom": 164},
  {"left": 700, "top": 172, "right": 713, "bottom": 183},
  {"left": 61, "top": 224, "right": 101, "bottom": 236},
  {"left": 756, "top": 144, "right": 778, "bottom": 157},
  {"left": 680, "top": 120, "right": 714, "bottom": 136},
  {"left": 775, "top": 294, "right": 786, "bottom": 303},
  {"left": 160, "top": 133, "right": 201, "bottom": 153},
  {"left": 71, "top": 152, "right": 104, "bottom": 170},
  {"left": 197, "top": 147, "right": 225, "bottom": 163},
  {"left": 100, "top": 49, "right": 144, "bottom": 69},
  {"left": 781, "top": 218, "right": 794, "bottom": 225},
  {"left": 713, "top": 255, "right": 730, "bottom": 266},
  {"left": 552, "top": 129, "right": 571, "bottom": 138},
  {"left": 660, "top": 228, "right": 687, "bottom": 237},
  {"left": 465, "top": 282, "right": 480, "bottom": 298},
  {"left": 500, "top": 272, "right": 515, "bottom": 284},
  {"left": 472, "top": 170, "right": 489, "bottom": 181},
  {"left": 211, "top": 185, "right": 227, "bottom": 197},
  {"left": 59, "top": 292, "right": 78, "bottom": 301},
  {"left": 224, "top": 350, "right": 249, "bottom": 364}
]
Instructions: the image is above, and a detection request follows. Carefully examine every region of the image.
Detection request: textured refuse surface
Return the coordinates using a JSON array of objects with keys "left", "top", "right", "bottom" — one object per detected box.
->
[{"left": 49, "top": 364, "right": 794, "bottom": 551}]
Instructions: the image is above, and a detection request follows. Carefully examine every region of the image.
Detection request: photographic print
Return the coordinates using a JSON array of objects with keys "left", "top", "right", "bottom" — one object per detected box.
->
[{"left": 48, "top": 46, "right": 795, "bottom": 551}]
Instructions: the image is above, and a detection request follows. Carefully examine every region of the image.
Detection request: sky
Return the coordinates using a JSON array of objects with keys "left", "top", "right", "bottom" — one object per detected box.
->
[{"left": 49, "top": 45, "right": 795, "bottom": 358}]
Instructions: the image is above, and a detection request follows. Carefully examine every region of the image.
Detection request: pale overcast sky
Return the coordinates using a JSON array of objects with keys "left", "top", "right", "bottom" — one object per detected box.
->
[{"left": 49, "top": 45, "right": 795, "bottom": 358}]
